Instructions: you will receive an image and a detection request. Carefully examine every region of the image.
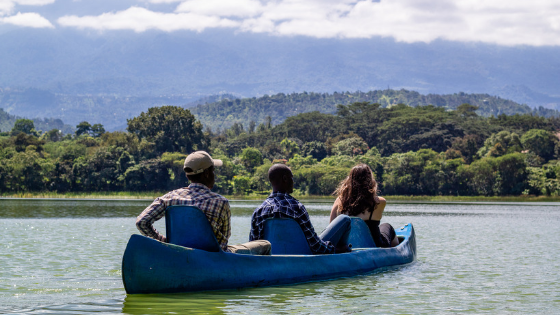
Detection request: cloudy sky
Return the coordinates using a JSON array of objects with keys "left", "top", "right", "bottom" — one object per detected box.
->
[{"left": 1, "top": 0, "right": 559, "bottom": 46}]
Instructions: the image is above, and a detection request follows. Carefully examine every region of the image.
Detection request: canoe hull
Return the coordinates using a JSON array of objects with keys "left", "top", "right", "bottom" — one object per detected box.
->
[{"left": 122, "top": 223, "right": 416, "bottom": 294}]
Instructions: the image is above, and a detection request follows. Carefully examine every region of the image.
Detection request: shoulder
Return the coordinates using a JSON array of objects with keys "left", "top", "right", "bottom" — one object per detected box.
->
[
  {"left": 375, "top": 196, "right": 386, "bottom": 211},
  {"left": 207, "top": 192, "right": 230, "bottom": 209},
  {"left": 289, "top": 195, "right": 305, "bottom": 209},
  {"left": 334, "top": 197, "right": 342, "bottom": 206},
  {"left": 333, "top": 197, "right": 342, "bottom": 211},
  {"left": 208, "top": 191, "right": 229, "bottom": 202}
]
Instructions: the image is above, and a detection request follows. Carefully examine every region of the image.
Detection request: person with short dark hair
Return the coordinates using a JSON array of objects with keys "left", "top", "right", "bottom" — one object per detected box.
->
[
  {"left": 136, "top": 151, "right": 271, "bottom": 255},
  {"left": 331, "top": 164, "right": 399, "bottom": 248},
  {"left": 250, "top": 164, "right": 352, "bottom": 254}
]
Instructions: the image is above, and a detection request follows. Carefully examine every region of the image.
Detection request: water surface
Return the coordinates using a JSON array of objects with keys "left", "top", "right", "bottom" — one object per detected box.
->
[{"left": 1, "top": 199, "right": 559, "bottom": 314}]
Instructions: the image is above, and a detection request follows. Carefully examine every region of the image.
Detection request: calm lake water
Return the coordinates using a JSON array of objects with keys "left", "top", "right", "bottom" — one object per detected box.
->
[{"left": 1, "top": 198, "right": 559, "bottom": 314}]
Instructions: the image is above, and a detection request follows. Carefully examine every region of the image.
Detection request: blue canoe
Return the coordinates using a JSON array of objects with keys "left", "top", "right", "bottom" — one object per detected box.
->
[{"left": 122, "top": 206, "right": 417, "bottom": 294}]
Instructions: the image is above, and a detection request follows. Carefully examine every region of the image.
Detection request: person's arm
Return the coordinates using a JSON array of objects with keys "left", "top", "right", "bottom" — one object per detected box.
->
[
  {"left": 220, "top": 201, "right": 231, "bottom": 248},
  {"left": 329, "top": 197, "right": 341, "bottom": 222},
  {"left": 297, "top": 205, "right": 335, "bottom": 254},
  {"left": 371, "top": 196, "right": 387, "bottom": 221},
  {"left": 136, "top": 197, "right": 167, "bottom": 242},
  {"left": 249, "top": 209, "right": 262, "bottom": 241}
]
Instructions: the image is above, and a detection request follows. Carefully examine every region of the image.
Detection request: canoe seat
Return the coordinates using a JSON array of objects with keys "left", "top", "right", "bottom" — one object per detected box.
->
[
  {"left": 263, "top": 218, "right": 313, "bottom": 255},
  {"left": 348, "top": 217, "right": 377, "bottom": 248},
  {"left": 165, "top": 205, "right": 222, "bottom": 252}
]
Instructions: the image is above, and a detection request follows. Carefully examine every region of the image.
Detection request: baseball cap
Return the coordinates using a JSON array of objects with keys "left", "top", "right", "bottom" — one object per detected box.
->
[{"left": 183, "top": 151, "right": 223, "bottom": 175}]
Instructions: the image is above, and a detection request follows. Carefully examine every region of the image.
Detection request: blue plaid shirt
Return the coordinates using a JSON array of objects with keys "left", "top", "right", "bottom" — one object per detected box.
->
[{"left": 250, "top": 192, "right": 335, "bottom": 254}]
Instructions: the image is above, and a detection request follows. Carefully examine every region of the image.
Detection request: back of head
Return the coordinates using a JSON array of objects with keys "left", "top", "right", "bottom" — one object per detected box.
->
[
  {"left": 268, "top": 163, "right": 292, "bottom": 192},
  {"left": 335, "top": 164, "right": 378, "bottom": 216}
]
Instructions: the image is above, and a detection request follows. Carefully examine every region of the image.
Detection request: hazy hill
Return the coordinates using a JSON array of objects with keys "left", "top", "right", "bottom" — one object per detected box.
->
[
  {"left": 3, "top": 87, "right": 558, "bottom": 132},
  {"left": 1, "top": 28, "right": 559, "bottom": 107},
  {"left": 190, "top": 89, "right": 560, "bottom": 130},
  {"left": 0, "top": 108, "right": 73, "bottom": 134},
  {"left": 0, "top": 88, "right": 196, "bottom": 131}
]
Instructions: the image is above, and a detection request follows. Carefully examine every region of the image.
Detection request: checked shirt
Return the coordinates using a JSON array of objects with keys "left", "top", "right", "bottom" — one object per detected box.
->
[
  {"left": 250, "top": 192, "right": 335, "bottom": 254},
  {"left": 136, "top": 183, "right": 231, "bottom": 251}
]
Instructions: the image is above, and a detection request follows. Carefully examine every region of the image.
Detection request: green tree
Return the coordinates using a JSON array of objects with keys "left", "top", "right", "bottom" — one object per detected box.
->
[
  {"left": 521, "top": 129, "right": 558, "bottom": 161},
  {"left": 91, "top": 124, "right": 106, "bottom": 138},
  {"left": 456, "top": 103, "right": 479, "bottom": 118},
  {"left": 11, "top": 119, "right": 38, "bottom": 136},
  {"left": 459, "top": 158, "right": 497, "bottom": 196},
  {"left": 251, "top": 161, "right": 273, "bottom": 192},
  {"left": 239, "top": 147, "right": 263, "bottom": 171},
  {"left": 232, "top": 175, "right": 251, "bottom": 195},
  {"left": 43, "top": 129, "right": 63, "bottom": 142},
  {"left": 301, "top": 141, "right": 328, "bottom": 161},
  {"left": 494, "top": 153, "right": 528, "bottom": 195},
  {"left": 211, "top": 150, "right": 240, "bottom": 195},
  {"left": 333, "top": 137, "right": 369, "bottom": 156},
  {"left": 287, "top": 154, "right": 318, "bottom": 170},
  {"left": 451, "top": 135, "right": 482, "bottom": 164},
  {"left": 75, "top": 121, "right": 92, "bottom": 137},
  {"left": 274, "top": 111, "right": 340, "bottom": 143},
  {"left": 280, "top": 138, "right": 299, "bottom": 159},
  {"left": 477, "top": 131, "right": 522, "bottom": 158},
  {"left": 123, "top": 158, "right": 170, "bottom": 191},
  {"left": 127, "top": 106, "right": 209, "bottom": 155}
]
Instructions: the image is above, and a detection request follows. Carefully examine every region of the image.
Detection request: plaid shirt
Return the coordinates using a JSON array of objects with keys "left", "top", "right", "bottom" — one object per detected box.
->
[
  {"left": 250, "top": 192, "right": 335, "bottom": 254},
  {"left": 136, "top": 183, "right": 231, "bottom": 251}
]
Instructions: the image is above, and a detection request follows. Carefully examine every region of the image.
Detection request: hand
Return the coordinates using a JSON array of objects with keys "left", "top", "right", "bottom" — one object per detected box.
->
[{"left": 335, "top": 243, "right": 352, "bottom": 254}]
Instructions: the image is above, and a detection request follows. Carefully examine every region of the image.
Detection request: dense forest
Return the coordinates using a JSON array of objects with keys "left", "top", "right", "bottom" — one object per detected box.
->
[
  {"left": 1, "top": 103, "right": 559, "bottom": 197},
  {"left": 191, "top": 89, "right": 560, "bottom": 130}
]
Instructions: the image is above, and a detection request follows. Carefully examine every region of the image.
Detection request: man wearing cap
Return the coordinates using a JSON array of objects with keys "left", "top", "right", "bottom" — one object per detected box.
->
[{"left": 136, "top": 150, "right": 271, "bottom": 255}]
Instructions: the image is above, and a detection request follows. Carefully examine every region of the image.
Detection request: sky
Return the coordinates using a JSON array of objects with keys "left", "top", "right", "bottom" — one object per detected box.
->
[{"left": 0, "top": 0, "right": 559, "bottom": 46}]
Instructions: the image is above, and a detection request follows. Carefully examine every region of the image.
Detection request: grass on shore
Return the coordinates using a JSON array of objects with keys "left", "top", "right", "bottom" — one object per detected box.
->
[{"left": 1, "top": 191, "right": 560, "bottom": 202}]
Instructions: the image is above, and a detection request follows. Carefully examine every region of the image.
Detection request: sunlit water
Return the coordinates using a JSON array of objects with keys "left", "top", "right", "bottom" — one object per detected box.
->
[{"left": 1, "top": 198, "right": 559, "bottom": 314}]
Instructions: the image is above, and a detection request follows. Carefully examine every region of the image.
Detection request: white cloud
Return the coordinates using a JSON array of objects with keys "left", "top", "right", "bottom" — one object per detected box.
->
[
  {"left": 175, "top": 0, "right": 263, "bottom": 18},
  {"left": 58, "top": 6, "right": 239, "bottom": 32},
  {"left": 146, "top": 0, "right": 182, "bottom": 3},
  {"left": 0, "top": 0, "right": 55, "bottom": 16},
  {"left": 1, "top": 11, "right": 54, "bottom": 28},
  {"left": 56, "top": 0, "right": 560, "bottom": 46}
]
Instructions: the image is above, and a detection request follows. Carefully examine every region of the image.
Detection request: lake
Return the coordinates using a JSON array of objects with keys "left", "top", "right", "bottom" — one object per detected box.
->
[{"left": 1, "top": 198, "right": 559, "bottom": 314}]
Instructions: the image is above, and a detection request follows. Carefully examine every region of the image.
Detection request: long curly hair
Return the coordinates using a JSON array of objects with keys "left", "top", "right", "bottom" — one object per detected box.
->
[{"left": 334, "top": 164, "right": 379, "bottom": 216}]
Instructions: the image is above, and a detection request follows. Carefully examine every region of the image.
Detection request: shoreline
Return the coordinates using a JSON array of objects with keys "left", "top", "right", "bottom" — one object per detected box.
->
[{"left": 1, "top": 192, "right": 560, "bottom": 202}]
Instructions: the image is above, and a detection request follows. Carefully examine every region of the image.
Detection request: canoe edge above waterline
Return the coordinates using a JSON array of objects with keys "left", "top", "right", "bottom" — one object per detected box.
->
[{"left": 122, "top": 223, "right": 416, "bottom": 294}]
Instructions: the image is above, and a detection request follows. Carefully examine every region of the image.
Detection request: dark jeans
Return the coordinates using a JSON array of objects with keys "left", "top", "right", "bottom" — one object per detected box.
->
[{"left": 319, "top": 214, "right": 351, "bottom": 248}]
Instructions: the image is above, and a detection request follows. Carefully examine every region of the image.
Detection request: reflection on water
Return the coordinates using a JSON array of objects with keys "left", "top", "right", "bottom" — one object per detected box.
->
[
  {"left": 122, "top": 275, "right": 378, "bottom": 315},
  {"left": 2, "top": 198, "right": 558, "bottom": 219},
  {"left": 0, "top": 199, "right": 153, "bottom": 218},
  {"left": 1, "top": 199, "right": 559, "bottom": 314}
]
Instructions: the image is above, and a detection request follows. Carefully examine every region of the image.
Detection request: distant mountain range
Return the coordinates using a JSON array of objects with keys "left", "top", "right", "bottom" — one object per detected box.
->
[
  {"left": 0, "top": 108, "right": 73, "bottom": 134},
  {"left": 0, "top": 88, "right": 197, "bottom": 131},
  {"left": 2, "top": 88, "right": 558, "bottom": 133},
  {"left": 1, "top": 28, "right": 560, "bottom": 130},
  {"left": 190, "top": 90, "right": 560, "bottom": 130}
]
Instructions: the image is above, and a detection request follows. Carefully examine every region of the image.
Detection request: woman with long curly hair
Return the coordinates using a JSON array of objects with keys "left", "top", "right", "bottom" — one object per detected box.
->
[{"left": 330, "top": 164, "right": 399, "bottom": 248}]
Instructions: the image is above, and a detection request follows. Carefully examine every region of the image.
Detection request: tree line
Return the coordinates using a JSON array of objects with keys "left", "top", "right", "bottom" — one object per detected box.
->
[
  {"left": 191, "top": 89, "right": 560, "bottom": 131},
  {"left": 1, "top": 103, "right": 559, "bottom": 196}
]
